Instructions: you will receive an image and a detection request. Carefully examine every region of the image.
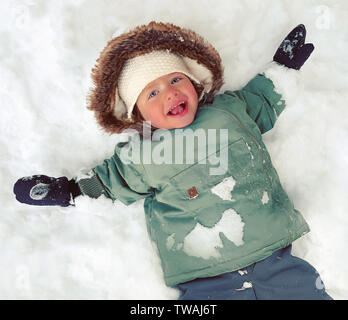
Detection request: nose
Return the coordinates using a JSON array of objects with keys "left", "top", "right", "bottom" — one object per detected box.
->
[{"left": 166, "top": 87, "right": 179, "bottom": 101}]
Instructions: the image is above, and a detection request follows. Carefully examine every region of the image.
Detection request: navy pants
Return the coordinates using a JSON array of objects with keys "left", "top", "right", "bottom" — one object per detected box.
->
[{"left": 177, "top": 245, "right": 332, "bottom": 300}]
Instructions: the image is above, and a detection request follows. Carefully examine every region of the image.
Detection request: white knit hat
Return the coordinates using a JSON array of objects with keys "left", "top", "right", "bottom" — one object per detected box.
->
[{"left": 115, "top": 50, "right": 212, "bottom": 120}]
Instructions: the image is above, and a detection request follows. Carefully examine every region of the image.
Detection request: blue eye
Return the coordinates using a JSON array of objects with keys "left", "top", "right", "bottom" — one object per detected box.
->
[
  {"left": 171, "top": 77, "right": 181, "bottom": 84},
  {"left": 149, "top": 90, "right": 158, "bottom": 99}
]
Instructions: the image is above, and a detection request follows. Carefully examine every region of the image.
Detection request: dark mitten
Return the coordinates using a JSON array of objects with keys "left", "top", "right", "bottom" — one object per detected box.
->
[
  {"left": 273, "top": 24, "right": 314, "bottom": 70},
  {"left": 13, "top": 175, "right": 82, "bottom": 207}
]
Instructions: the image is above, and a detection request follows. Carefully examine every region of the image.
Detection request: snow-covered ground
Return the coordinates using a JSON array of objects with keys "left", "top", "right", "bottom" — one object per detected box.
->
[{"left": 1, "top": 0, "right": 347, "bottom": 299}]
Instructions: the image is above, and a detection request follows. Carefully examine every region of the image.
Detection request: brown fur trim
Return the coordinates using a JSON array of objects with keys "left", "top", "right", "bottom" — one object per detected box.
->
[{"left": 87, "top": 21, "right": 224, "bottom": 134}]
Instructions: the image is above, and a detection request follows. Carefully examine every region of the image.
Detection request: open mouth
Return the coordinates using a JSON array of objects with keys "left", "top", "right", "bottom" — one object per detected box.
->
[{"left": 167, "top": 101, "right": 188, "bottom": 117}]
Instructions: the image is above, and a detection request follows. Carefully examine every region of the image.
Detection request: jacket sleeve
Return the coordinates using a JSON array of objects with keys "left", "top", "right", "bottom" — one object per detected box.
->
[
  {"left": 225, "top": 73, "right": 286, "bottom": 134},
  {"left": 76, "top": 152, "right": 153, "bottom": 206}
]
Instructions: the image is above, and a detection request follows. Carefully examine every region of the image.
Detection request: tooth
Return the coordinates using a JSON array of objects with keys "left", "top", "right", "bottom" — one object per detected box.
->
[{"left": 168, "top": 101, "right": 185, "bottom": 114}]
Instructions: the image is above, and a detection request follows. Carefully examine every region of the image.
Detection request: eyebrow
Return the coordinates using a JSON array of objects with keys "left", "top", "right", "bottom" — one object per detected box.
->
[{"left": 144, "top": 84, "right": 157, "bottom": 93}]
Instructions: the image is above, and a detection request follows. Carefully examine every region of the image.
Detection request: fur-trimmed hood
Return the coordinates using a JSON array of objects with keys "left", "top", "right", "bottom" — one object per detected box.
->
[{"left": 88, "top": 21, "right": 224, "bottom": 134}]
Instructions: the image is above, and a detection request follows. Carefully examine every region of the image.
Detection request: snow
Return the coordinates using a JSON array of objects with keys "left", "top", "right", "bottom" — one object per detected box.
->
[
  {"left": 261, "top": 191, "right": 269, "bottom": 205},
  {"left": 29, "top": 183, "right": 50, "bottom": 200},
  {"left": 1, "top": 0, "right": 348, "bottom": 299},
  {"left": 236, "top": 281, "right": 253, "bottom": 291},
  {"left": 238, "top": 269, "right": 248, "bottom": 276},
  {"left": 281, "top": 40, "right": 295, "bottom": 60},
  {"left": 245, "top": 142, "right": 255, "bottom": 161},
  {"left": 166, "top": 233, "right": 176, "bottom": 250},
  {"left": 75, "top": 169, "right": 95, "bottom": 181},
  {"left": 183, "top": 209, "right": 245, "bottom": 259},
  {"left": 210, "top": 175, "right": 236, "bottom": 201}
]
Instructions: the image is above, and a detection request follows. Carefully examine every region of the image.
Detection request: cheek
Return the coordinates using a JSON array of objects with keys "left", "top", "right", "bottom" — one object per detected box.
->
[
  {"left": 186, "top": 83, "right": 199, "bottom": 103},
  {"left": 139, "top": 102, "right": 164, "bottom": 122}
]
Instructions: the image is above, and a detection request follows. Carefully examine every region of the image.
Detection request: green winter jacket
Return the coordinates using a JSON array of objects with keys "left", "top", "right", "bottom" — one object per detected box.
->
[{"left": 77, "top": 73, "right": 310, "bottom": 286}]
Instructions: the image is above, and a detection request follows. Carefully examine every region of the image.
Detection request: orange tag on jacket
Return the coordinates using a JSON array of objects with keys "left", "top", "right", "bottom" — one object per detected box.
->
[{"left": 187, "top": 186, "right": 198, "bottom": 199}]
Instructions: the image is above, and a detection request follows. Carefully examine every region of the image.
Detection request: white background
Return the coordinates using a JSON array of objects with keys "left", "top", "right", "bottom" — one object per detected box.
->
[{"left": 1, "top": 0, "right": 347, "bottom": 299}]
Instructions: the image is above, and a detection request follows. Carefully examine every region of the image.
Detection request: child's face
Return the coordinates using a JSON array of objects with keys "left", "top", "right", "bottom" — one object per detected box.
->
[{"left": 135, "top": 72, "right": 199, "bottom": 129}]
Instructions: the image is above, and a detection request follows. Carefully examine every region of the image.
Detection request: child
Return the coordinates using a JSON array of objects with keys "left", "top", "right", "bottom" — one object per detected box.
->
[{"left": 13, "top": 21, "right": 331, "bottom": 300}]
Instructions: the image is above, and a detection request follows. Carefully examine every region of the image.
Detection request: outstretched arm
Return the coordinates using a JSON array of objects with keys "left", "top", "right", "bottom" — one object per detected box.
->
[
  {"left": 225, "top": 24, "right": 314, "bottom": 134},
  {"left": 13, "top": 149, "right": 152, "bottom": 207},
  {"left": 225, "top": 74, "right": 286, "bottom": 134},
  {"left": 77, "top": 153, "right": 153, "bottom": 206}
]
